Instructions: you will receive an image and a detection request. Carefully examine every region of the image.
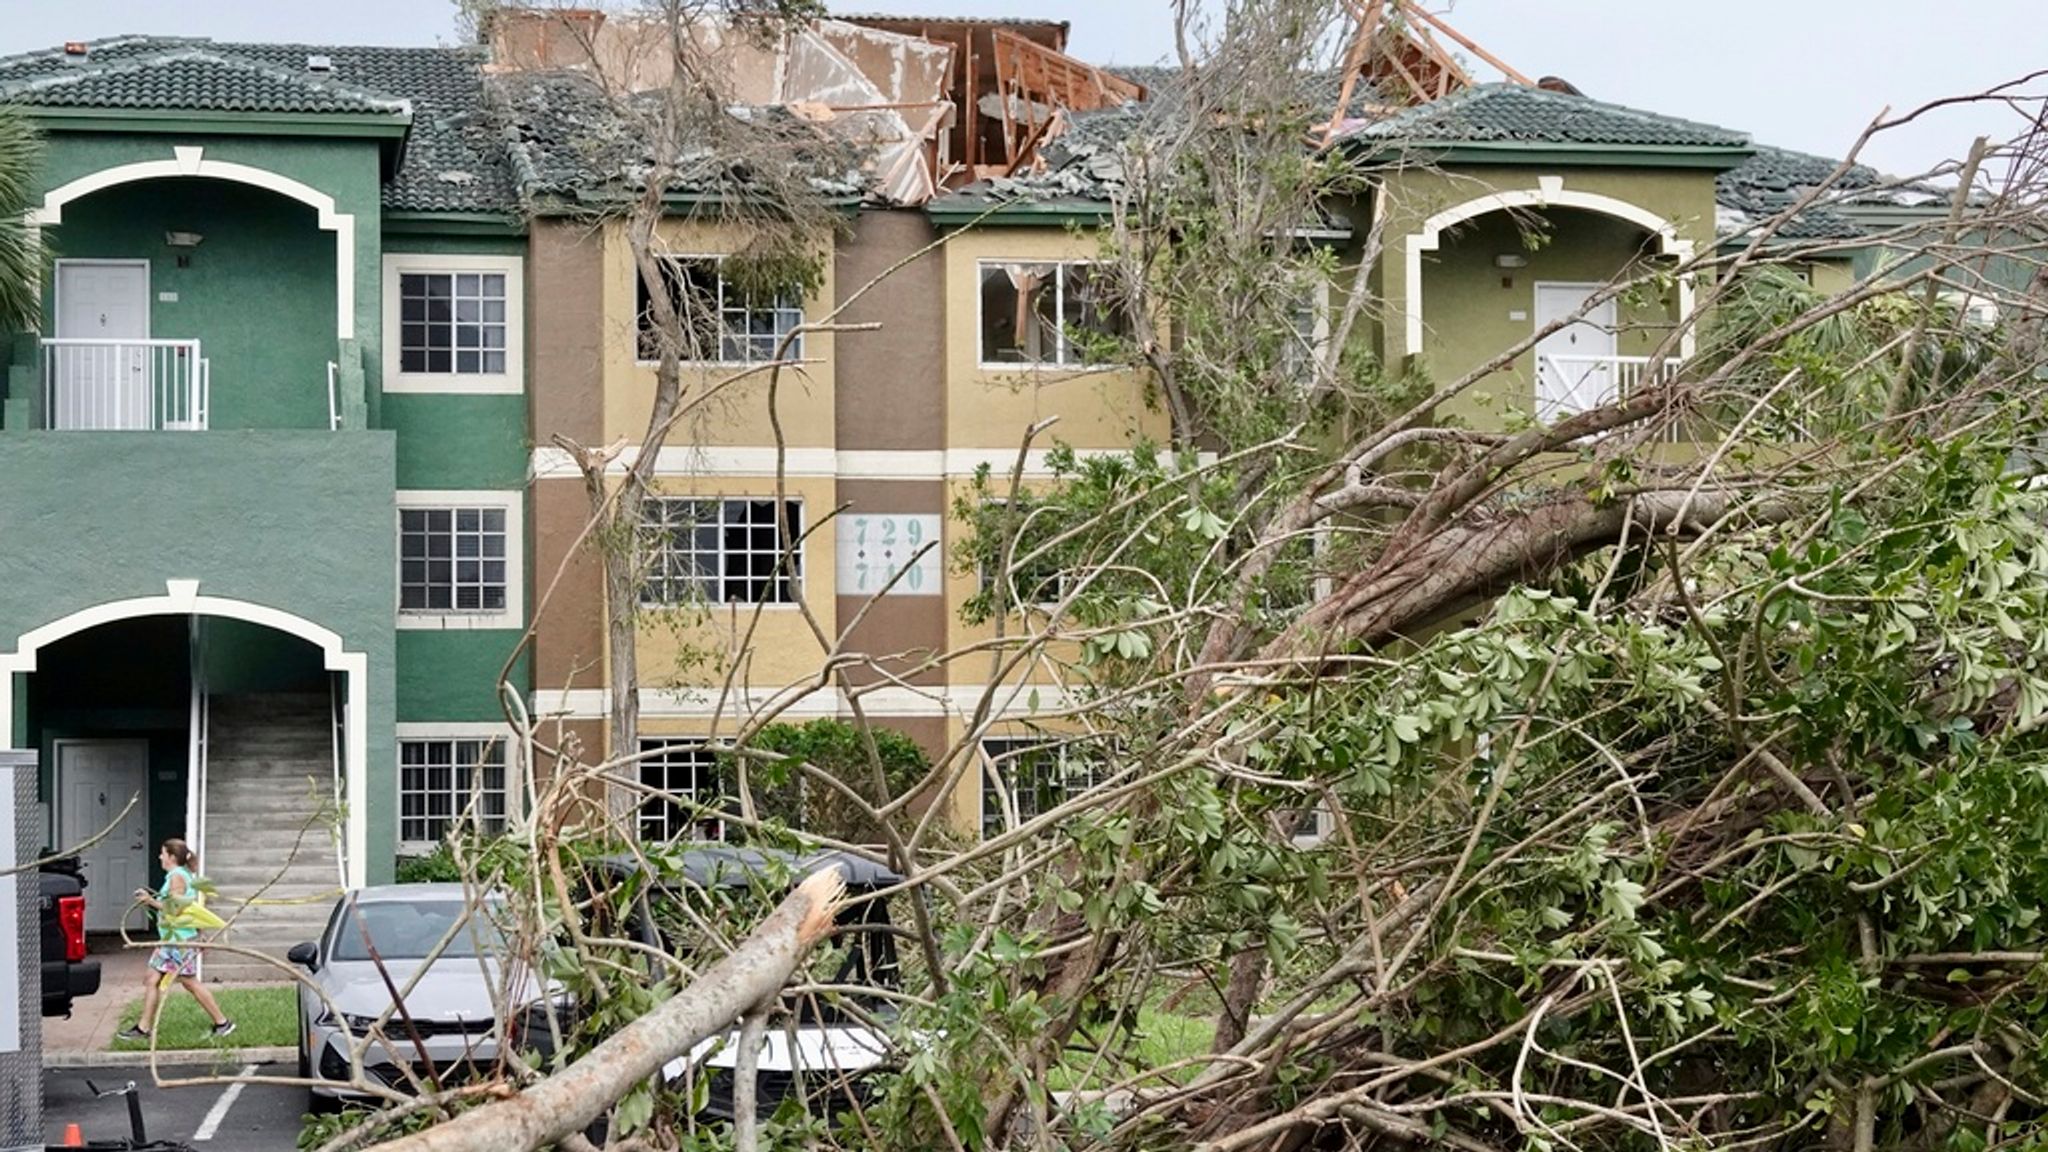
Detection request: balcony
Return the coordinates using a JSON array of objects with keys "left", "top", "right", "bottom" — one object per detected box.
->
[{"left": 41, "top": 338, "right": 210, "bottom": 431}]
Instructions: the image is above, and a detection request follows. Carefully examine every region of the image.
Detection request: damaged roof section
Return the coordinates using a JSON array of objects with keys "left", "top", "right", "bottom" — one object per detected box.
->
[
  {"left": 482, "top": 6, "right": 1143, "bottom": 206},
  {"left": 1715, "top": 144, "right": 1956, "bottom": 245},
  {"left": 491, "top": 69, "right": 868, "bottom": 210}
]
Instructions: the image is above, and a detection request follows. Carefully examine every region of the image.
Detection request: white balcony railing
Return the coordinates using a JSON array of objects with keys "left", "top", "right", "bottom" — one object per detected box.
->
[
  {"left": 1537, "top": 353, "right": 1683, "bottom": 439},
  {"left": 42, "top": 338, "right": 210, "bottom": 431}
]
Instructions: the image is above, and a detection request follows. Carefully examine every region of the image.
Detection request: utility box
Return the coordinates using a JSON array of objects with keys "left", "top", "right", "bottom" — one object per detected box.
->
[{"left": 0, "top": 749, "right": 38, "bottom": 1152}]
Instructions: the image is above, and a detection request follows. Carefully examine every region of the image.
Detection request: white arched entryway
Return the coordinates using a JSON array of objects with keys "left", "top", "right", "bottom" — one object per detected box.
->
[
  {"left": 0, "top": 580, "right": 370, "bottom": 887},
  {"left": 1402, "top": 174, "right": 1698, "bottom": 360},
  {"left": 29, "top": 146, "right": 358, "bottom": 340}
]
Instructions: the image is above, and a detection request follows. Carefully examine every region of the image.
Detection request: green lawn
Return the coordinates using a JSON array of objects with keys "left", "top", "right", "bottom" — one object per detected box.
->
[
  {"left": 109, "top": 985, "right": 298, "bottom": 1052},
  {"left": 1048, "top": 1005, "right": 1217, "bottom": 1091}
]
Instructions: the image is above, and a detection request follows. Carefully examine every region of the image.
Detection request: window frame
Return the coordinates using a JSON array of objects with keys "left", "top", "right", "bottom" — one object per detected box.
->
[
  {"left": 634, "top": 254, "right": 807, "bottom": 367},
  {"left": 975, "top": 498, "right": 1068, "bottom": 612},
  {"left": 395, "top": 490, "right": 525, "bottom": 631},
  {"left": 639, "top": 496, "right": 806, "bottom": 609},
  {"left": 975, "top": 260, "right": 1126, "bottom": 370},
  {"left": 395, "top": 729, "right": 514, "bottom": 855},
  {"left": 979, "top": 736, "right": 1103, "bottom": 839},
  {"left": 636, "top": 739, "right": 729, "bottom": 842},
  {"left": 381, "top": 254, "right": 524, "bottom": 395}
]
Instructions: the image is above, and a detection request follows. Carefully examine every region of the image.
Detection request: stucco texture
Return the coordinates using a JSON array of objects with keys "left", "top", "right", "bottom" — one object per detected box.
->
[{"left": 0, "top": 430, "right": 402, "bottom": 879}]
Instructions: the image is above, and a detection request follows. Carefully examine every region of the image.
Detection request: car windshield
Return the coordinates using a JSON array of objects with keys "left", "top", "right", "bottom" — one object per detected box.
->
[{"left": 328, "top": 899, "right": 506, "bottom": 962}]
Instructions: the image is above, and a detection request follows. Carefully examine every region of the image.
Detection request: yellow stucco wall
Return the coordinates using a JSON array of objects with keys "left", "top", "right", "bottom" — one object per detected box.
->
[
  {"left": 629, "top": 473, "right": 839, "bottom": 689},
  {"left": 600, "top": 218, "right": 838, "bottom": 449},
  {"left": 941, "top": 227, "right": 1166, "bottom": 452}
]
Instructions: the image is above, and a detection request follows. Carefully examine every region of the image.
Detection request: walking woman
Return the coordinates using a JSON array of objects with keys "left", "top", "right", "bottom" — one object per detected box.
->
[{"left": 117, "top": 838, "right": 235, "bottom": 1040}]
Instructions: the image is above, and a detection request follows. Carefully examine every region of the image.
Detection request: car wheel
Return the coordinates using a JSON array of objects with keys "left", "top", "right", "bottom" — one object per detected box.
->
[{"left": 308, "top": 1089, "right": 341, "bottom": 1116}]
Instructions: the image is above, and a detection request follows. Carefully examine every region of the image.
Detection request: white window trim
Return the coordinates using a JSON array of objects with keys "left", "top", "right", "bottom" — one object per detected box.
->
[
  {"left": 640, "top": 495, "right": 807, "bottom": 611},
  {"left": 975, "top": 259, "right": 1120, "bottom": 371},
  {"left": 395, "top": 489, "right": 525, "bottom": 630},
  {"left": 633, "top": 253, "right": 807, "bottom": 369},
  {"left": 394, "top": 726, "right": 519, "bottom": 856},
  {"left": 382, "top": 253, "right": 524, "bottom": 395}
]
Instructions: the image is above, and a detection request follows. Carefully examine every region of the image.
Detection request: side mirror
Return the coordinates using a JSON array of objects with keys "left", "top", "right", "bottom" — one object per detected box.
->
[{"left": 286, "top": 942, "right": 319, "bottom": 971}]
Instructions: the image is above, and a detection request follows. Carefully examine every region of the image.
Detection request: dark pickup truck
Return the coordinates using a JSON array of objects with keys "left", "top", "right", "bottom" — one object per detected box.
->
[{"left": 39, "top": 856, "right": 100, "bottom": 1016}]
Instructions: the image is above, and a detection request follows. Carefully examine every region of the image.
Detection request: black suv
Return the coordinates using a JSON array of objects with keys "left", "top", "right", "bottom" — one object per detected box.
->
[{"left": 39, "top": 855, "right": 100, "bottom": 1017}]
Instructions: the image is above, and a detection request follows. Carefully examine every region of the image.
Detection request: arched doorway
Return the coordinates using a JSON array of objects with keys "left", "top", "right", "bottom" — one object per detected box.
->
[{"left": 0, "top": 587, "right": 370, "bottom": 910}]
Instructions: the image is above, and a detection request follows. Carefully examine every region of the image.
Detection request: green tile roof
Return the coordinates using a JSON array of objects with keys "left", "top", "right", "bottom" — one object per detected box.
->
[
  {"left": 1715, "top": 144, "right": 1951, "bottom": 244},
  {"left": 0, "top": 47, "right": 409, "bottom": 116},
  {"left": 491, "top": 69, "right": 867, "bottom": 210},
  {"left": 0, "top": 36, "right": 516, "bottom": 215},
  {"left": 1338, "top": 83, "right": 1751, "bottom": 152}
]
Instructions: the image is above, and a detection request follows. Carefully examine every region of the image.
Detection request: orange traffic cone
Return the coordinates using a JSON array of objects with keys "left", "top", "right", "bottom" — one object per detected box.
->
[{"left": 60, "top": 1121, "right": 83, "bottom": 1147}]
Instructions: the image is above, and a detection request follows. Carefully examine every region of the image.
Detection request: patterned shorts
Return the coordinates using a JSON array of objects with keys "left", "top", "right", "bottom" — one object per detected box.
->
[{"left": 148, "top": 944, "right": 199, "bottom": 978}]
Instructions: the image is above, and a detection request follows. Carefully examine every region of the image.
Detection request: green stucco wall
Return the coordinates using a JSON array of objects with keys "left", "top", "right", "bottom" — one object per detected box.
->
[
  {"left": 380, "top": 232, "right": 534, "bottom": 717},
  {"left": 0, "top": 431, "right": 401, "bottom": 881},
  {"left": 45, "top": 179, "right": 337, "bottom": 429},
  {"left": 19, "top": 132, "right": 385, "bottom": 428}
]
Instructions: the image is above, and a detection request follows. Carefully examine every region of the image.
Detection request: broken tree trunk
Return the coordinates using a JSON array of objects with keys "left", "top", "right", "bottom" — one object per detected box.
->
[{"left": 365, "top": 870, "right": 847, "bottom": 1152}]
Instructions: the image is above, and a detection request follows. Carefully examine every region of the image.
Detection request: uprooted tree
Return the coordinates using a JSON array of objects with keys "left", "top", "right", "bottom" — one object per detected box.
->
[{"left": 316, "top": 2, "right": 2048, "bottom": 1150}]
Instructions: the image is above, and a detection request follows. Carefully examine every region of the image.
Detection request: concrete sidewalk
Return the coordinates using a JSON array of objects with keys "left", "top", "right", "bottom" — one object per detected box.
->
[{"left": 44, "top": 939, "right": 148, "bottom": 1054}]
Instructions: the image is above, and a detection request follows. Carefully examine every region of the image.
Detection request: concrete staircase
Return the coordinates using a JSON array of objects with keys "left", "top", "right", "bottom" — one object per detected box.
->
[{"left": 199, "top": 692, "right": 343, "bottom": 983}]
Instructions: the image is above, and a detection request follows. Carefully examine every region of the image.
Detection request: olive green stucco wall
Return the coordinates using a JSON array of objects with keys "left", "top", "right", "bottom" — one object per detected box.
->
[
  {"left": 0, "top": 431, "right": 402, "bottom": 881},
  {"left": 1370, "top": 165, "right": 1720, "bottom": 422}
]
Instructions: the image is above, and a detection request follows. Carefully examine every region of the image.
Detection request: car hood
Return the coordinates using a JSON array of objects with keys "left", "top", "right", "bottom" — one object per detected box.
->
[{"left": 321, "top": 958, "right": 545, "bottom": 1022}]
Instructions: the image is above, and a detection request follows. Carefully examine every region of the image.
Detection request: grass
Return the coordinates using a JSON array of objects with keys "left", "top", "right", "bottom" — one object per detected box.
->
[
  {"left": 1047, "top": 1005, "right": 1217, "bottom": 1092},
  {"left": 108, "top": 984, "right": 298, "bottom": 1052}
]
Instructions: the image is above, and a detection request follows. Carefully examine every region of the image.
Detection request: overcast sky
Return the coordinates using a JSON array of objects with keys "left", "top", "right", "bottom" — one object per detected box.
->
[{"left": 1, "top": 1, "right": 2037, "bottom": 177}]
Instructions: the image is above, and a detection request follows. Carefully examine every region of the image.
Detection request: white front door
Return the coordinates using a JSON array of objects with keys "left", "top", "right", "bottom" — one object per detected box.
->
[
  {"left": 57, "top": 741, "right": 151, "bottom": 931},
  {"left": 1533, "top": 282, "right": 1619, "bottom": 420},
  {"left": 53, "top": 261, "right": 152, "bottom": 430}
]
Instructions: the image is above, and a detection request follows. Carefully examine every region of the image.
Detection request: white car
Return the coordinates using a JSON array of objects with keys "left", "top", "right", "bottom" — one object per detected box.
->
[
  {"left": 287, "top": 884, "right": 563, "bottom": 1108},
  {"left": 604, "top": 846, "right": 909, "bottom": 1120}
]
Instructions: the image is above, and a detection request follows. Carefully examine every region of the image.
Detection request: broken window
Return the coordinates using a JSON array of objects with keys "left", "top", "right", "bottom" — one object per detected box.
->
[
  {"left": 636, "top": 257, "right": 804, "bottom": 364},
  {"left": 978, "top": 261, "right": 1129, "bottom": 365},
  {"left": 641, "top": 498, "right": 804, "bottom": 606}
]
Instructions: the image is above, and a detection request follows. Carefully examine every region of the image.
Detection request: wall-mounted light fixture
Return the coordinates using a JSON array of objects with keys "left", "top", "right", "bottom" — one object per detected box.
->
[
  {"left": 165, "top": 231, "right": 203, "bottom": 268},
  {"left": 1493, "top": 253, "right": 1529, "bottom": 269}
]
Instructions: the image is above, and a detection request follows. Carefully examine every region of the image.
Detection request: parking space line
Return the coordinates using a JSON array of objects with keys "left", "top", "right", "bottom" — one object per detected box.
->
[{"left": 191, "top": 1063, "right": 260, "bottom": 1143}]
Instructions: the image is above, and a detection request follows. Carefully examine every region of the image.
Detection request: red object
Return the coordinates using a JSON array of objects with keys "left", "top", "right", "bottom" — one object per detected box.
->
[
  {"left": 61, "top": 1121, "right": 83, "bottom": 1147},
  {"left": 57, "top": 894, "right": 86, "bottom": 963}
]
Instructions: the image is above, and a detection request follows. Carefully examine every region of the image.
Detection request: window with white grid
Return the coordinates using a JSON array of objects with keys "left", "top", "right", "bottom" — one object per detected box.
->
[
  {"left": 980, "top": 737, "right": 1103, "bottom": 838},
  {"left": 638, "top": 741, "right": 728, "bottom": 842},
  {"left": 636, "top": 257, "right": 804, "bottom": 364},
  {"left": 641, "top": 498, "right": 803, "bottom": 606},
  {"left": 399, "top": 271, "right": 508, "bottom": 375},
  {"left": 399, "top": 738, "right": 507, "bottom": 848},
  {"left": 400, "top": 507, "right": 508, "bottom": 613}
]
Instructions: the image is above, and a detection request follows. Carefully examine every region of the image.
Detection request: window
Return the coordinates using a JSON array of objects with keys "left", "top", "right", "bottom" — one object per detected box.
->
[
  {"left": 1283, "top": 283, "right": 1332, "bottom": 390},
  {"left": 976, "top": 499, "right": 1067, "bottom": 610},
  {"left": 399, "top": 738, "right": 507, "bottom": 847},
  {"left": 382, "top": 254, "right": 523, "bottom": 394},
  {"left": 400, "top": 272, "right": 508, "bottom": 375},
  {"left": 637, "top": 257, "right": 804, "bottom": 364},
  {"left": 978, "top": 261, "right": 1129, "bottom": 366},
  {"left": 401, "top": 507, "right": 508, "bottom": 613},
  {"left": 980, "top": 737, "right": 1102, "bottom": 838},
  {"left": 642, "top": 498, "right": 803, "bottom": 606},
  {"left": 638, "top": 741, "right": 727, "bottom": 841},
  {"left": 396, "top": 491, "right": 524, "bottom": 630}
]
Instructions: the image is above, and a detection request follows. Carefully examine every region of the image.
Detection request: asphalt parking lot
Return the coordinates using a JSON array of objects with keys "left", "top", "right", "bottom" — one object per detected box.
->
[{"left": 44, "top": 1064, "right": 308, "bottom": 1152}]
